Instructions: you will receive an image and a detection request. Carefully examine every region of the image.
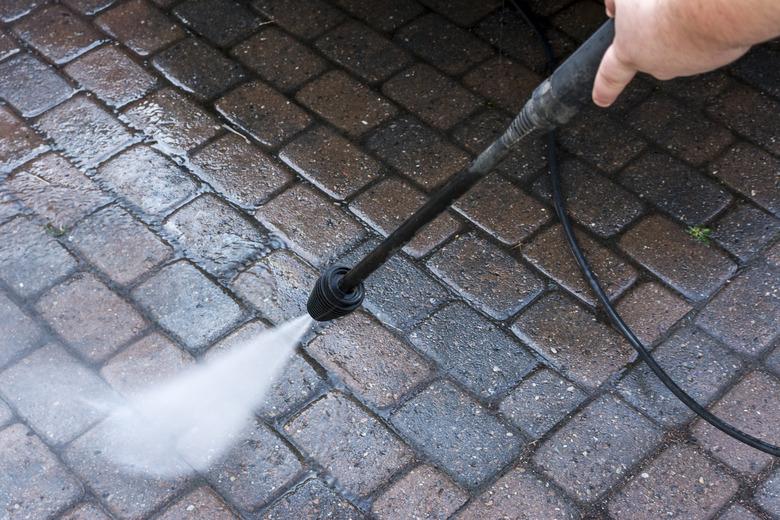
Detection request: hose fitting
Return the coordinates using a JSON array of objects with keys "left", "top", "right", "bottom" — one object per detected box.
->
[{"left": 307, "top": 265, "right": 365, "bottom": 321}]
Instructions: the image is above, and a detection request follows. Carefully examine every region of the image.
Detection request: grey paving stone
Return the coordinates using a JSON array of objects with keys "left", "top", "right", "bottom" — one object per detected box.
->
[
  {"left": 59, "top": 502, "right": 112, "bottom": 519},
  {"left": 372, "top": 464, "right": 467, "bottom": 520},
  {"left": 261, "top": 478, "right": 364, "bottom": 519},
  {"left": 0, "top": 291, "right": 45, "bottom": 369},
  {"left": 755, "top": 468, "right": 780, "bottom": 517},
  {"left": 0, "top": 398, "right": 13, "bottom": 427},
  {"left": 157, "top": 486, "right": 237, "bottom": 519},
  {"left": 0, "top": 105, "right": 48, "bottom": 174},
  {"left": 0, "top": 53, "right": 74, "bottom": 117},
  {"left": 174, "top": 0, "right": 260, "bottom": 47},
  {"left": 718, "top": 504, "right": 763, "bottom": 520}
]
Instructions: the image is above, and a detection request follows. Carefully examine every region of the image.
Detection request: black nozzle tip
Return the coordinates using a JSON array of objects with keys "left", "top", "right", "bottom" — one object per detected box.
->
[{"left": 307, "top": 265, "right": 365, "bottom": 322}]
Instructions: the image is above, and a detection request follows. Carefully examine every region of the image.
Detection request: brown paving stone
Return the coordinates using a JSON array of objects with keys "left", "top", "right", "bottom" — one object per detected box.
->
[
  {"left": 123, "top": 88, "right": 221, "bottom": 155},
  {"left": 316, "top": 20, "right": 411, "bottom": 83},
  {"left": 718, "top": 504, "right": 763, "bottom": 520},
  {"left": 616, "top": 327, "right": 742, "bottom": 427},
  {"left": 0, "top": 216, "right": 77, "bottom": 299},
  {"left": 692, "top": 371, "right": 780, "bottom": 475},
  {"left": 0, "top": 30, "right": 19, "bottom": 60},
  {"left": 285, "top": 392, "right": 413, "bottom": 497},
  {"left": 410, "top": 302, "right": 536, "bottom": 399},
  {"left": 463, "top": 57, "right": 540, "bottom": 113},
  {"left": 619, "top": 215, "right": 737, "bottom": 301},
  {"left": 59, "top": 502, "right": 112, "bottom": 519},
  {"left": 350, "top": 177, "right": 459, "bottom": 258},
  {"left": 658, "top": 70, "right": 731, "bottom": 107},
  {"left": 756, "top": 469, "right": 780, "bottom": 517},
  {"left": 153, "top": 38, "right": 245, "bottom": 100},
  {"left": 391, "top": 380, "right": 521, "bottom": 489},
  {"left": 696, "top": 264, "right": 779, "bottom": 356},
  {"left": 709, "top": 143, "right": 780, "bottom": 217},
  {"left": 0, "top": 291, "right": 45, "bottom": 369},
  {"left": 552, "top": 0, "right": 607, "bottom": 41},
  {"left": 280, "top": 126, "right": 382, "bottom": 200},
  {"left": 533, "top": 159, "right": 644, "bottom": 238},
  {"left": 297, "top": 71, "right": 395, "bottom": 137},
  {"left": 499, "top": 368, "right": 586, "bottom": 439},
  {"left": 512, "top": 292, "right": 634, "bottom": 389},
  {"left": 457, "top": 466, "right": 579, "bottom": 520},
  {"left": 372, "top": 465, "right": 468, "bottom": 520},
  {"left": 307, "top": 311, "right": 430, "bottom": 408},
  {"left": 157, "top": 486, "right": 237, "bottom": 519},
  {"left": 707, "top": 83, "right": 780, "bottom": 156},
  {"left": 35, "top": 95, "right": 134, "bottom": 169},
  {"left": 217, "top": 81, "right": 312, "bottom": 147},
  {"left": 173, "top": 0, "right": 260, "bottom": 47},
  {"left": 0, "top": 54, "right": 74, "bottom": 117},
  {"left": 0, "top": 0, "right": 42, "bottom": 22},
  {"left": 262, "top": 478, "right": 364, "bottom": 519},
  {"left": 62, "top": 0, "right": 115, "bottom": 15},
  {"left": 383, "top": 63, "right": 481, "bottom": 130},
  {"left": 0, "top": 343, "right": 117, "bottom": 444},
  {"left": 417, "top": 0, "right": 501, "bottom": 26},
  {"left": 255, "top": 183, "right": 366, "bottom": 267},
  {"left": 712, "top": 204, "right": 780, "bottom": 263},
  {"left": 13, "top": 4, "right": 103, "bottom": 64},
  {"left": 68, "top": 205, "right": 172, "bottom": 285},
  {"left": 366, "top": 115, "right": 470, "bottom": 191},
  {"left": 332, "top": 0, "right": 422, "bottom": 32},
  {"left": 428, "top": 233, "right": 544, "bottom": 320},
  {"left": 64, "top": 46, "right": 156, "bottom": 109},
  {"left": 251, "top": 0, "right": 344, "bottom": 39},
  {"left": 615, "top": 282, "right": 692, "bottom": 347},
  {"left": 231, "top": 28, "right": 326, "bottom": 92},
  {"left": 731, "top": 44, "right": 780, "bottom": 98},
  {"left": 534, "top": 394, "right": 663, "bottom": 502},
  {"left": 523, "top": 225, "right": 637, "bottom": 307},
  {"left": 395, "top": 13, "right": 492, "bottom": 75},
  {"left": 0, "top": 104, "right": 47, "bottom": 174},
  {"left": 609, "top": 444, "right": 738, "bottom": 520},
  {"left": 96, "top": 0, "right": 185, "bottom": 56},
  {"left": 0, "top": 424, "right": 82, "bottom": 519}
]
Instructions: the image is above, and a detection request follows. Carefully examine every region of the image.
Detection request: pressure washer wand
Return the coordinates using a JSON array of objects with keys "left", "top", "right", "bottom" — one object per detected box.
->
[{"left": 307, "top": 20, "right": 615, "bottom": 322}]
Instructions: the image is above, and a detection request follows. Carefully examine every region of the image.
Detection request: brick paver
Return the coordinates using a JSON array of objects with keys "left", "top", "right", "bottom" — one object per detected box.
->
[
  {"left": 173, "top": 0, "right": 260, "bottom": 48},
  {"left": 614, "top": 282, "right": 692, "bottom": 346},
  {"left": 0, "top": 105, "right": 47, "bottom": 174},
  {"left": 156, "top": 486, "right": 237, "bottom": 520},
  {"left": 756, "top": 469, "right": 780, "bottom": 517},
  {"left": 372, "top": 465, "right": 468, "bottom": 519},
  {"left": 0, "top": 53, "right": 74, "bottom": 116},
  {"left": 261, "top": 478, "right": 364, "bottom": 519},
  {"left": 96, "top": 0, "right": 185, "bottom": 56},
  {"left": 0, "top": 291, "right": 44, "bottom": 369}
]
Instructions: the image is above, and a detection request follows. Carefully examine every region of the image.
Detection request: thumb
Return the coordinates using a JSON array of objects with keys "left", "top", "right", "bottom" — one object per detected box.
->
[{"left": 592, "top": 44, "right": 636, "bottom": 107}]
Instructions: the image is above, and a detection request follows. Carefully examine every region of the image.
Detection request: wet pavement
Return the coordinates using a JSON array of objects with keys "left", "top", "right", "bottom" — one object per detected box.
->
[{"left": 0, "top": 0, "right": 779, "bottom": 518}]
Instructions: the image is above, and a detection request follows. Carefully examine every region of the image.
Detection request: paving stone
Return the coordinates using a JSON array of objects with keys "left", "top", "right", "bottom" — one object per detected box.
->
[
  {"left": 552, "top": 0, "right": 607, "bottom": 41},
  {"left": 251, "top": 0, "right": 344, "bottom": 39},
  {"left": 0, "top": 30, "right": 19, "bottom": 60},
  {"left": 457, "top": 466, "right": 579, "bottom": 520},
  {"left": 428, "top": 233, "right": 543, "bottom": 320},
  {"left": 173, "top": 0, "right": 260, "bottom": 47},
  {"left": 522, "top": 225, "right": 637, "bottom": 307},
  {"left": 410, "top": 303, "right": 535, "bottom": 399},
  {"left": 696, "top": 264, "right": 779, "bottom": 356},
  {"left": 391, "top": 380, "right": 521, "bottom": 489},
  {"left": 0, "top": 291, "right": 44, "bottom": 369},
  {"left": 297, "top": 71, "right": 396, "bottom": 137},
  {"left": 62, "top": 0, "right": 115, "bottom": 15},
  {"left": 0, "top": 53, "right": 74, "bottom": 117},
  {"left": 534, "top": 395, "right": 663, "bottom": 502},
  {"left": 100, "top": 332, "right": 194, "bottom": 398},
  {"left": 64, "top": 46, "right": 156, "bottom": 109},
  {"left": 157, "top": 486, "right": 237, "bottom": 520},
  {"left": 463, "top": 57, "right": 540, "bottom": 114},
  {"left": 63, "top": 419, "right": 190, "bottom": 520},
  {"left": 0, "top": 0, "right": 42, "bottom": 22},
  {"left": 132, "top": 261, "right": 243, "bottom": 350},
  {"left": 307, "top": 311, "right": 430, "bottom": 408},
  {"left": 12, "top": 4, "right": 103, "bottom": 64},
  {"left": 0, "top": 398, "right": 12, "bottom": 427},
  {"left": 0, "top": 216, "right": 77, "bottom": 299},
  {"left": 692, "top": 371, "right": 780, "bottom": 475},
  {"left": 153, "top": 38, "right": 245, "bottom": 100},
  {"left": 96, "top": 145, "right": 198, "bottom": 220},
  {"left": 280, "top": 126, "right": 382, "bottom": 200},
  {"left": 231, "top": 28, "right": 326, "bottom": 92},
  {"left": 372, "top": 465, "right": 468, "bottom": 520},
  {"left": 395, "top": 14, "right": 492, "bottom": 75},
  {"left": 205, "top": 419, "right": 301, "bottom": 512},
  {"left": 0, "top": 105, "right": 47, "bottom": 174},
  {"left": 350, "top": 177, "right": 459, "bottom": 258},
  {"left": 383, "top": 63, "right": 481, "bottom": 130},
  {"left": 499, "top": 368, "right": 586, "bottom": 439},
  {"left": 629, "top": 93, "right": 733, "bottom": 165},
  {"left": 755, "top": 469, "right": 780, "bottom": 517},
  {"left": 255, "top": 184, "right": 366, "bottom": 267},
  {"left": 217, "top": 81, "right": 311, "bottom": 147},
  {"left": 766, "top": 345, "right": 780, "bottom": 378},
  {"left": 709, "top": 143, "right": 780, "bottom": 217},
  {"left": 285, "top": 392, "right": 413, "bottom": 497},
  {"left": 37, "top": 273, "right": 146, "bottom": 362},
  {"left": 417, "top": 0, "right": 501, "bottom": 26},
  {"left": 96, "top": 0, "right": 185, "bottom": 56},
  {"left": 614, "top": 282, "right": 692, "bottom": 347},
  {"left": 609, "top": 444, "right": 738, "bottom": 520},
  {"left": 731, "top": 45, "right": 780, "bottom": 99},
  {"left": 767, "top": 241, "right": 780, "bottom": 268},
  {"left": 0, "top": 343, "right": 117, "bottom": 444},
  {"left": 616, "top": 327, "right": 742, "bottom": 428},
  {"left": 707, "top": 83, "right": 780, "bottom": 155},
  {"left": 261, "top": 478, "right": 364, "bottom": 519},
  {"left": 0, "top": 424, "right": 82, "bottom": 519},
  {"left": 59, "top": 502, "right": 112, "bottom": 519},
  {"left": 123, "top": 88, "right": 221, "bottom": 155},
  {"left": 713, "top": 204, "right": 780, "bottom": 262},
  {"left": 333, "top": 0, "right": 422, "bottom": 32},
  {"left": 619, "top": 215, "right": 737, "bottom": 301},
  {"left": 0, "top": 192, "right": 22, "bottom": 226},
  {"left": 718, "top": 504, "right": 762, "bottom": 520},
  {"left": 512, "top": 292, "right": 634, "bottom": 389},
  {"left": 316, "top": 20, "right": 411, "bottom": 83},
  {"left": 533, "top": 159, "right": 643, "bottom": 238}
]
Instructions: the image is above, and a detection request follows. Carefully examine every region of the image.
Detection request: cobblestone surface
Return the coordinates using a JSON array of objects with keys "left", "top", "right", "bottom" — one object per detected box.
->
[{"left": 0, "top": 2, "right": 777, "bottom": 518}]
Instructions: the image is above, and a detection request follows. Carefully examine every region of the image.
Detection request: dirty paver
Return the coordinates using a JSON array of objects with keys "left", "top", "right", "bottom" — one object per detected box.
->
[{"left": 0, "top": 2, "right": 778, "bottom": 519}]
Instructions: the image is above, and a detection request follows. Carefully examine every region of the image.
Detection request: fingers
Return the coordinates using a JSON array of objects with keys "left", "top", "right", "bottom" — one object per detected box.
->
[
  {"left": 592, "top": 44, "right": 637, "bottom": 107},
  {"left": 605, "top": 0, "right": 615, "bottom": 17}
]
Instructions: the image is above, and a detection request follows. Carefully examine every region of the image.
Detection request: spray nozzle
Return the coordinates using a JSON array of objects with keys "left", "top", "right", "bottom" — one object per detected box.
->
[{"left": 307, "top": 265, "right": 365, "bottom": 321}]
